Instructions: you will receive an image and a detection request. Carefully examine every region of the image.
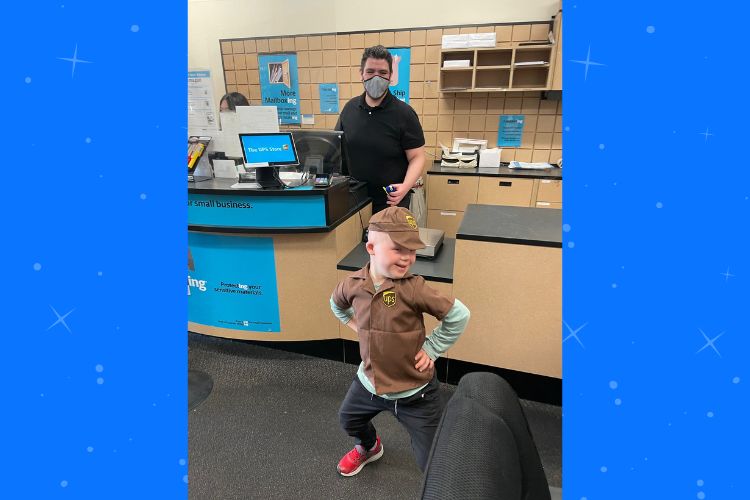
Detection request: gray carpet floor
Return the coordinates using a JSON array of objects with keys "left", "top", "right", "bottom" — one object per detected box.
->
[{"left": 188, "top": 333, "right": 561, "bottom": 500}]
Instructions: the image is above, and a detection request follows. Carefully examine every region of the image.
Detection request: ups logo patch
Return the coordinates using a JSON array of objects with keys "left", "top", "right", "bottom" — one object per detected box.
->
[
  {"left": 382, "top": 291, "right": 397, "bottom": 308},
  {"left": 405, "top": 215, "right": 417, "bottom": 229}
]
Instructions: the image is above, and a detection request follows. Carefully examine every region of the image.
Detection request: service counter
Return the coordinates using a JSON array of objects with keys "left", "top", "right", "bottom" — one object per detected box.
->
[
  {"left": 188, "top": 178, "right": 371, "bottom": 341},
  {"left": 450, "top": 204, "right": 561, "bottom": 378}
]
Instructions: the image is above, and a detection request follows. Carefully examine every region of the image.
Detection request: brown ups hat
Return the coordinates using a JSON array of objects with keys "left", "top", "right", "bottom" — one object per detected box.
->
[{"left": 368, "top": 207, "right": 426, "bottom": 250}]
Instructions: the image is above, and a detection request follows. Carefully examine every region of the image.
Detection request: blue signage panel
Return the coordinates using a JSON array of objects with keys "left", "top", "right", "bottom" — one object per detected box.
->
[
  {"left": 258, "top": 53, "right": 301, "bottom": 124},
  {"left": 498, "top": 114, "right": 525, "bottom": 147},
  {"left": 188, "top": 233, "right": 280, "bottom": 332},
  {"left": 387, "top": 47, "right": 411, "bottom": 103},
  {"left": 188, "top": 194, "right": 326, "bottom": 228},
  {"left": 319, "top": 83, "right": 339, "bottom": 113},
  {"left": 240, "top": 133, "right": 298, "bottom": 164}
]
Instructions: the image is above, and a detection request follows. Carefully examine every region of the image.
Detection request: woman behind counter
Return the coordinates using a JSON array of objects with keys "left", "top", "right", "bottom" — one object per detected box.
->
[{"left": 219, "top": 92, "right": 249, "bottom": 112}]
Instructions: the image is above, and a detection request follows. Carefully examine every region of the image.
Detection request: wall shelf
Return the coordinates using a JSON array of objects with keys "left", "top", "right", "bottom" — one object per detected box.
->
[{"left": 439, "top": 45, "right": 555, "bottom": 92}]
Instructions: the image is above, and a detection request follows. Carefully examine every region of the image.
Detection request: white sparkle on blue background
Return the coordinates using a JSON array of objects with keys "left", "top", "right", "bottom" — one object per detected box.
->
[
  {"left": 96, "top": 377, "right": 104, "bottom": 385},
  {"left": 179, "top": 458, "right": 186, "bottom": 466},
  {"left": 183, "top": 475, "right": 189, "bottom": 484},
  {"left": 611, "top": 283, "right": 617, "bottom": 289},
  {"left": 87, "top": 446, "right": 94, "bottom": 453},
  {"left": 600, "top": 466, "right": 608, "bottom": 473},
  {"left": 61, "top": 480, "right": 68, "bottom": 488},
  {"left": 563, "top": 321, "right": 587, "bottom": 348},
  {"left": 564, "top": 126, "right": 570, "bottom": 132},
  {"left": 609, "top": 380, "right": 618, "bottom": 389},
  {"left": 95, "top": 364, "right": 104, "bottom": 373},
  {"left": 656, "top": 202, "right": 663, "bottom": 208},
  {"left": 131, "top": 25, "right": 140, "bottom": 33},
  {"left": 48, "top": 306, "right": 74, "bottom": 333},
  {"left": 615, "top": 398, "right": 622, "bottom": 406},
  {"left": 33, "top": 263, "right": 42, "bottom": 271},
  {"left": 720, "top": 267, "right": 734, "bottom": 282},
  {"left": 563, "top": 224, "right": 571, "bottom": 232},
  {"left": 25, "top": 77, "right": 31, "bottom": 83},
  {"left": 567, "top": 241, "right": 575, "bottom": 249},
  {"left": 57, "top": 44, "right": 93, "bottom": 78},
  {"left": 570, "top": 45, "right": 606, "bottom": 81},
  {"left": 707, "top": 411, "right": 714, "bottom": 418},
  {"left": 733, "top": 376, "right": 740, "bottom": 384},
  {"left": 699, "top": 128, "right": 713, "bottom": 141},
  {"left": 697, "top": 479, "right": 704, "bottom": 487},
  {"left": 697, "top": 329, "right": 724, "bottom": 357},
  {"left": 698, "top": 492, "right": 706, "bottom": 499},
  {"left": 98, "top": 271, "right": 103, "bottom": 277},
  {"left": 646, "top": 26, "right": 656, "bottom": 34},
  {"left": 140, "top": 193, "right": 147, "bottom": 200},
  {"left": 85, "top": 137, "right": 92, "bottom": 144},
  {"left": 598, "top": 144, "right": 605, "bottom": 150}
]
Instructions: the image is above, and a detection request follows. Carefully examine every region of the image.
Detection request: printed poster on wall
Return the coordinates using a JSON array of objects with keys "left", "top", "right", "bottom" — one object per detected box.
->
[
  {"left": 387, "top": 47, "right": 411, "bottom": 103},
  {"left": 188, "top": 69, "right": 219, "bottom": 136},
  {"left": 188, "top": 233, "right": 280, "bottom": 332},
  {"left": 258, "top": 53, "right": 301, "bottom": 125},
  {"left": 498, "top": 114, "right": 525, "bottom": 147},
  {"left": 319, "top": 83, "right": 339, "bottom": 113}
]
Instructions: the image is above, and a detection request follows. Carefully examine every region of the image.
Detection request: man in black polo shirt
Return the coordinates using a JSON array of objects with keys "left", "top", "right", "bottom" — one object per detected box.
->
[{"left": 335, "top": 45, "right": 426, "bottom": 214}]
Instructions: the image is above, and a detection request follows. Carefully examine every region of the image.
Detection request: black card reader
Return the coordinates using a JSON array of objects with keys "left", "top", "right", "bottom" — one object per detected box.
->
[{"left": 313, "top": 173, "right": 331, "bottom": 187}]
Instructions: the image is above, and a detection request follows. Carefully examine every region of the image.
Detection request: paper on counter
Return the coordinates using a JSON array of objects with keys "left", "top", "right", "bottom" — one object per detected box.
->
[
  {"left": 213, "top": 159, "right": 240, "bottom": 179},
  {"left": 235, "top": 106, "right": 279, "bottom": 133},
  {"left": 508, "top": 161, "right": 552, "bottom": 170},
  {"left": 479, "top": 148, "right": 501, "bottom": 168}
]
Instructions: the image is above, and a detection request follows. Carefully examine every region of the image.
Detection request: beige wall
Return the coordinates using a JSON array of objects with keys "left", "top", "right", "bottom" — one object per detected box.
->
[{"left": 188, "top": 0, "right": 559, "bottom": 108}]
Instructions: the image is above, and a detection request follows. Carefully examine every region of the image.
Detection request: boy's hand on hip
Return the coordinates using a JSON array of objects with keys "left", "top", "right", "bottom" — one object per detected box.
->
[{"left": 414, "top": 349, "right": 434, "bottom": 372}]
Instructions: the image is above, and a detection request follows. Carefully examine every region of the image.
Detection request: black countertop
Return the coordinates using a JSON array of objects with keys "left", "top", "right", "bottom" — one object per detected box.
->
[
  {"left": 427, "top": 162, "right": 562, "bottom": 180},
  {"left": 337, "top": 238, "right": 456, "bottom": 283},
  {"left": 457, "top": 204, "right": 562, "bottom": 248},
  {"left": 188, "top": 177, "right": 363, "bottom": 196}
]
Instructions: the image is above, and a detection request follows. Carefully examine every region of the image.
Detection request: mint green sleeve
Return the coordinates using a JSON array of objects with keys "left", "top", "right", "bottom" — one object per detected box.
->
[
  {"left": 330, "top": 296, "right": 354, "bottom": 324},
  {"left": 422, "top": 298, "right": 470, "bottom": 361}
]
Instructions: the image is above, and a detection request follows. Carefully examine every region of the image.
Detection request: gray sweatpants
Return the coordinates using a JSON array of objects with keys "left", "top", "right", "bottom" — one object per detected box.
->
[{"left": 338, "top": 372, "right": 443, "bottom": 471}]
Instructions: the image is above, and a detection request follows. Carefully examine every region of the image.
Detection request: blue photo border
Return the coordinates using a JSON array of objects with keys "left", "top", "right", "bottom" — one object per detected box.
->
[
  {"left": 564, "top": 1, "right": 748, "bottom": 498},
  {"left": 8, "top": 0, "right": 748, "bottom": 498},
  {"left": 7, "top": 1, "right": 187, "bottom": 497}
]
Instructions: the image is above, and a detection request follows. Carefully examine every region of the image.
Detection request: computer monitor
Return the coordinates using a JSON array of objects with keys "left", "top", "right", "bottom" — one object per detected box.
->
[
  {"left": 289, "top": 129, "right": 351, "bottom": 177},
  {"left": 239, "top": 132, "right": 300, "bottom": 188}
]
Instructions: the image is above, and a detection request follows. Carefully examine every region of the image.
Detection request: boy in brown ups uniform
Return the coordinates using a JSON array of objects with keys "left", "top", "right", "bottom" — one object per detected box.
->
[{"left": 330, "top": 207, "right": 470, "bottom": 476}]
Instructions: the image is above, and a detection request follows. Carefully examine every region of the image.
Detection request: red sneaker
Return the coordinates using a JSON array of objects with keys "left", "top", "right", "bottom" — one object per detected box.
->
[{"left": 337, "top": 436, "right": 384, "bottom": 476}]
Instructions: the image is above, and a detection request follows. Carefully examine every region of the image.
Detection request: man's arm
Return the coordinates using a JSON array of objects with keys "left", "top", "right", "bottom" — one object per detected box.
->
[{"left": 387, "top": 146, "right": 425, "bottom": 206}]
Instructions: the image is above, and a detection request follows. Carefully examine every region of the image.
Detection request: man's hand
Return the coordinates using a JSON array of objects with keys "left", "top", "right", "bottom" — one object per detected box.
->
[
  {"left": 386, "top": 183, "right": 409, "bottom": 206},
  {"left": 414, "top": 349, "right": 434, "bottom": 373}
]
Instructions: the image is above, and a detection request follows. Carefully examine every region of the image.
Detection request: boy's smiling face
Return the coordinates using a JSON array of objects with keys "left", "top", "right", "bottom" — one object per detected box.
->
[{"left": 366, "top": 231, "right": 416, "bottom": 283}]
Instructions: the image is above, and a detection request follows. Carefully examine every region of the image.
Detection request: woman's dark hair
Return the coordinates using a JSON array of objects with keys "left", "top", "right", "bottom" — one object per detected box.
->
[
  {"left": 219, "top": 92, "right": 250, "bottom": 111},
  {"left": 360, "top": 45, "right": 393, "bottom": 73}
]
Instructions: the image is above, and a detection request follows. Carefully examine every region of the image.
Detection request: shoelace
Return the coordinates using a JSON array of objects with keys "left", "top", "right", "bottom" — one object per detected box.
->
[{"left": 350, "top": 448, "right": 367, "bottom": 462}]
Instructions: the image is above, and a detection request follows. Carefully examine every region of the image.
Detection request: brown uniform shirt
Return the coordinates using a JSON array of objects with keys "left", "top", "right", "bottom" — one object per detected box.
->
[{"left": 332, "top": 263, "right": 455, "bottom": 394}]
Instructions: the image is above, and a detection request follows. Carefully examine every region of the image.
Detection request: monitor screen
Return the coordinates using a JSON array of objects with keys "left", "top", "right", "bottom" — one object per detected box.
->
[
  {"left": 289, "top": 129, "right": 351, "bottom": 177},
  {"left": 239, "top": 132, "right": 299, "bottom": 166}
]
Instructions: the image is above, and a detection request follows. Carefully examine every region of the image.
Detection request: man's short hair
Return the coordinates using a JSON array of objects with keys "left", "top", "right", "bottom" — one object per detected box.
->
[{"left": 360, "top": 45, "right": 393, "bottom": 73}]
